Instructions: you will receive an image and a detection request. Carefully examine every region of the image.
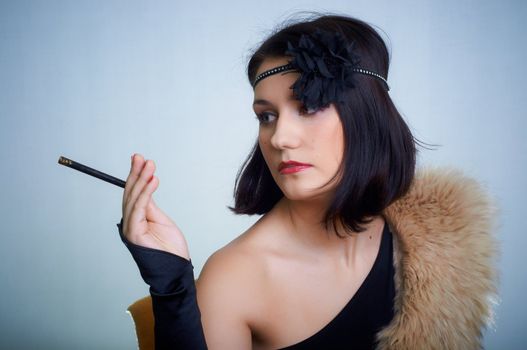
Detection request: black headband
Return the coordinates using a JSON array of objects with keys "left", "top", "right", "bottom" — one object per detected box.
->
[
  {"left": 251, "top": 29, "right": 389, "bottom": 111},
  {"left": 252, "top": 63, "right": 389, "bottom": 89}
]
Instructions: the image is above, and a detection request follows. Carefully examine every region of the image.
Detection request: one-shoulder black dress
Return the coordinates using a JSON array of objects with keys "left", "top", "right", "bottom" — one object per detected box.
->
[{"left": 117, "top": 219, "right": 395, "bottom": 349}]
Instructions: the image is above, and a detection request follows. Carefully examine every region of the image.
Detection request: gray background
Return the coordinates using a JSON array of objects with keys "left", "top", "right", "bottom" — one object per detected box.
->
[{"left": 1, "top": 0, "right": 525, "bottom": 348}]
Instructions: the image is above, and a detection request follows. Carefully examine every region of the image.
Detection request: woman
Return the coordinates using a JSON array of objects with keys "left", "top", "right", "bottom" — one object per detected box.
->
[{"left": 118, "top": 14, "right": 498, "bottom": 349}]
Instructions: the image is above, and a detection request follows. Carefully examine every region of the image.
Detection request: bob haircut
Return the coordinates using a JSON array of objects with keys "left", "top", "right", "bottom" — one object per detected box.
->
[{"left": 229, "top": 13, "right": 420, "bottom": 236}]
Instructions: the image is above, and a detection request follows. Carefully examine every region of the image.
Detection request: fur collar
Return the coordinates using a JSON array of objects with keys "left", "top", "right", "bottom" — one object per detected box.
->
[{"left": 376, "top": 167, "right": 500, "bottom": 349}]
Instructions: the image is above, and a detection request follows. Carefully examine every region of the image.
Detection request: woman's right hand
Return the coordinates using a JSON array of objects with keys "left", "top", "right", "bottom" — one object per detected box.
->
[{"left": 121, "top": 153, "right": 190, "bottom": 260}]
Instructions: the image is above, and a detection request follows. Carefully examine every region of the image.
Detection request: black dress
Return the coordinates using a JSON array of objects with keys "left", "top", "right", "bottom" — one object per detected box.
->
[{"left": 117, "top": 219, "right": 395, "bottom": 350}]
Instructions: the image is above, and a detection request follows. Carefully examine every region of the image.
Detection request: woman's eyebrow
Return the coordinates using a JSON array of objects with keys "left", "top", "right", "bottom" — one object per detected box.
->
[
  {"left": 253, "top": 95, "right": 297, "bottom": 107},
  {"left": 253, "top": 99, "right": 272, "bottom": 107}
]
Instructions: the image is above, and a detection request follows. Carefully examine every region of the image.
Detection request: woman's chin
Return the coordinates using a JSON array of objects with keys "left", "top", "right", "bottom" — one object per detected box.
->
[{"left": 279, "top": 187, "right": 333, "bottom": 203}]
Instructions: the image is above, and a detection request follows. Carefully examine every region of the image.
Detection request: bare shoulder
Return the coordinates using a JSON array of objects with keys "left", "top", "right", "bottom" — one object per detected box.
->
[
  {"left": 194, "top": 214, "right": 279, "bottom": 346},
  {"left": 196, "top": 211, "right": 282, "bottom": 288},
  {"left": 196, "top": 229, "right": 268, "bottom": 296},
  {"left": 197, "top": 215, "right": 282, "bottom": 298}
]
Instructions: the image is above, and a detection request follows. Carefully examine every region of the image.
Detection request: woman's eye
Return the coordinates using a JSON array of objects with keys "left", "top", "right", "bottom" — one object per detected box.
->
[
  {"left": 255, "top": 104, "right": 327, "bottom": 124},
  {"left": 299, "top": 104, "right": 327, "bottom": 115},
  {"left": 256, "top": 112, "right": 276, "bottom": 124}
]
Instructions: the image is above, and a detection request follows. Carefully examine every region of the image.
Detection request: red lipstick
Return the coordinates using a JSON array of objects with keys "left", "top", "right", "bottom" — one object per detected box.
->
[{"left": 279, "top": 160, "right": 312, "bottom": 175}]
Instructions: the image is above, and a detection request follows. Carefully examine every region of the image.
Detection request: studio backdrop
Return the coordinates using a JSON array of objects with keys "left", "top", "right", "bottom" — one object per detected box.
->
[{"left": 0, "top": 0, "right": 525, "bottom": 348}]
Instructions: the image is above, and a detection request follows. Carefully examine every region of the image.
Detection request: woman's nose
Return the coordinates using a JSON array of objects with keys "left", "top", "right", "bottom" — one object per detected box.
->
[{"left": 270, "top": 111, "right": 301, "bottom": 150}]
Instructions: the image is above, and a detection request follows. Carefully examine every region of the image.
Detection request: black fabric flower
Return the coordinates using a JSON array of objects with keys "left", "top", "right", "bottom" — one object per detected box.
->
[{"left": 285, "top": 29, "right": 361, "bottom": 111}]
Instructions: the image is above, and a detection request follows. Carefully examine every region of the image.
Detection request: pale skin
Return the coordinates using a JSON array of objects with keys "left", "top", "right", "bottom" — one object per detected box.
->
[{"left": 122, "top": 56, "right": 386, "bottom": 349}]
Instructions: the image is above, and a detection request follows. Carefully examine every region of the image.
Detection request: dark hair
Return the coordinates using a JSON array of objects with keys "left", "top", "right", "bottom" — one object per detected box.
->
[{"left": 229, "top": 13, "right": 422, "bottom": 236}]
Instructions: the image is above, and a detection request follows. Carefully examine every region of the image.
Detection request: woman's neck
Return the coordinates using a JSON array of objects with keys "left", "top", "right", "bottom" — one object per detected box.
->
[{"left": 273, "top": 196, "right": 384, "bottom": 266}]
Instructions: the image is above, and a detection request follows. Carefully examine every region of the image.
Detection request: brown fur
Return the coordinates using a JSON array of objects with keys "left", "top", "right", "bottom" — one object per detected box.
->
[{"left": 376, "top": 166, "right": 500, "bottom": 349}]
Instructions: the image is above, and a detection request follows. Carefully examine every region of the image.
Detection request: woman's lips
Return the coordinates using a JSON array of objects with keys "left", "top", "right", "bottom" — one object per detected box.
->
[
  {"left": 280, "top": 165, "right": 312, "bottom": 174},
  {"left": 279, "top": 161, "right": 313, "bottom": 175}
]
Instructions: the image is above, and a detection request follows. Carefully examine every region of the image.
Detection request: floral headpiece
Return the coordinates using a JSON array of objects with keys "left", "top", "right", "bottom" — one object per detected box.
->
[{"left": 252, "top": 28, "right": 389, "bottom": 111}]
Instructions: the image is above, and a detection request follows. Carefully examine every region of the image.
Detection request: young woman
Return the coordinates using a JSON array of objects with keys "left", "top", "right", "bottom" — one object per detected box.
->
[{"left": 118, "top": 14, "right": 498, "bottom": 349}]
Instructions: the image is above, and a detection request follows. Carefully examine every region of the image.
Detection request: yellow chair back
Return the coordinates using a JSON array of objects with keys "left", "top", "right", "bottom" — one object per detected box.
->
[{"left": 127, "top": 296, "right": 154, "bottom": 350}]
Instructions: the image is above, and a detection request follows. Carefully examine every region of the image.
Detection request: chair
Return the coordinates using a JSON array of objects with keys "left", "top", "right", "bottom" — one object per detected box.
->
[{"left": 127, "top": 296, "right": 154, "bottom": 350}]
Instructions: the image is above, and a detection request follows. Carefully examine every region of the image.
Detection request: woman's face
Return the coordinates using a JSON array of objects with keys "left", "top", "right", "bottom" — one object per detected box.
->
[{"left": 253, "top": 57, "right": 345, "bottom": 202}]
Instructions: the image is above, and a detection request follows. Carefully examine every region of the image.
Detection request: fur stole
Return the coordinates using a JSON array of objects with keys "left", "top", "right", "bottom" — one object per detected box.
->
[{"left": 376, "top": 167, "right": 500, "bottom": 349}]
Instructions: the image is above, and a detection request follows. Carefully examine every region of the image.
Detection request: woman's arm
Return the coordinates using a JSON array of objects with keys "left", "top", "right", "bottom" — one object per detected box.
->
[
  {"left": 119, "top": 154, "right": 252, "bottom": 349},
  {"left": 118, "top": 219, "right": 207, "bottom": 349},
  {"left": 196, "top": 249, "right": 256, "bottom": 349},
  {"left": 119, "top": 220, "right": 254, "bottom": 349}
]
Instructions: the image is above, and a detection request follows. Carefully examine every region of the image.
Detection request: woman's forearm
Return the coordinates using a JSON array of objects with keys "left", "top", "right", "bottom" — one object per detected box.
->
[{"left": 117, "top": 219, "right": 208, "bottom": 349}]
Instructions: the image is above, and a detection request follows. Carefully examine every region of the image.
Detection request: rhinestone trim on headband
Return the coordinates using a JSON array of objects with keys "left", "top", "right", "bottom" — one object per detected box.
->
[
  {"left": 353, "top": 68, "right": 390, "bottom": 90},
  {"left": 252, "top": 63, "right": 390, "bottom": 91},
  {"left": 252, "top": 63, "right": 296, "bottom": 88}
]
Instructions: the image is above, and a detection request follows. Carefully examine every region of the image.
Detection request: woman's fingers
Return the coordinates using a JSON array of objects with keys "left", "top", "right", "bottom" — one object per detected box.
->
[
  {"left": 123, "top": 154, "right": 145, "bottom": 215},
  {"left": 129, "top": 159, "right": 155, "bottom": 203},
  {"left": 129, "top": 173, "right": 158, "bottom": 231},
  {"left": 123, "top": 155, "right": 156, "bottom": 236},
  {"left": 123, "top": 155, "right": 144, "bottom": 224},
  {"left": 126, "top": 160, "right": 155, "bottom": 221}
]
